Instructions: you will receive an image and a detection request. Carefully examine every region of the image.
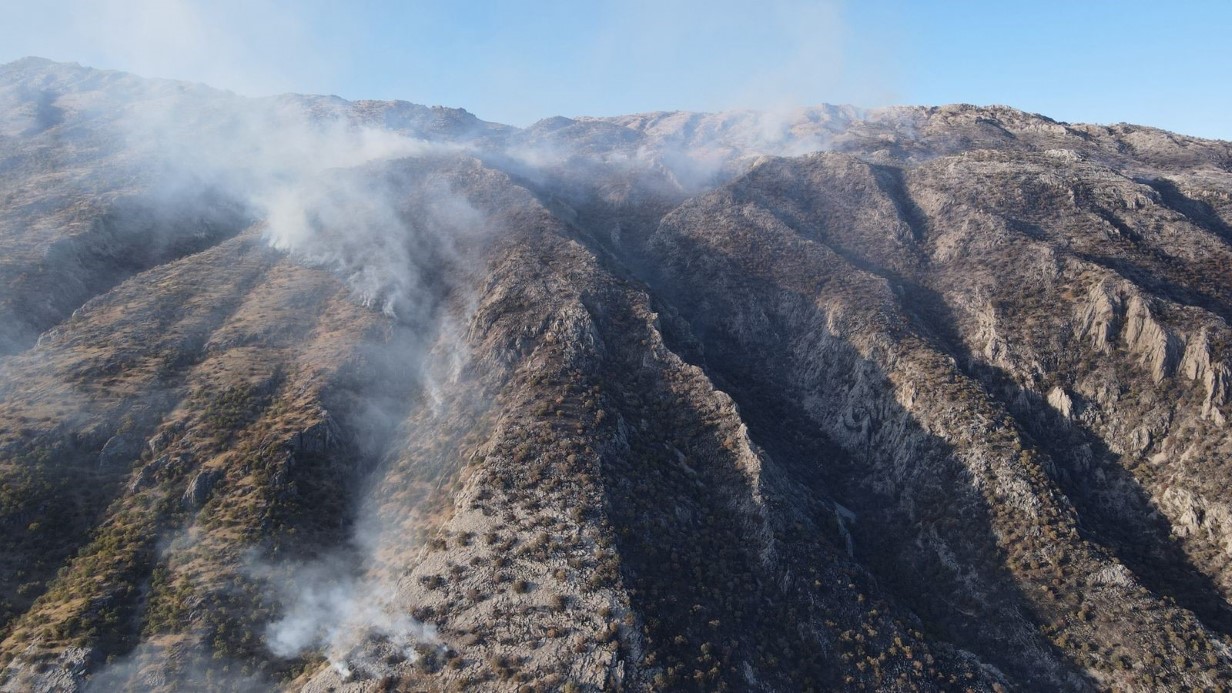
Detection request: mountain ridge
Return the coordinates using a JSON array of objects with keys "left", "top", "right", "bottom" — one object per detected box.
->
[{"left": 0, "top": 58, "right": 1230, "bottom": 691}]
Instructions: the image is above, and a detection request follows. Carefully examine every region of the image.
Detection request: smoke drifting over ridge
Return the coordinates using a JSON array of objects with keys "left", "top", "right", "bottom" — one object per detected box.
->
[
  {"left": 123, "top": 100, "right": 498, "bottom": 682},
  {"left": 0, "top": 56, "right": 876, "bottom": 689},
  {"left": 4, "top": 14, "right": 1232, "bottom": 685},
  {"left": 0, "top": 58, "right": 509, "bottom": 686},
  {"left": 114, "top": 86, "right": 482, "bottom": 323}
]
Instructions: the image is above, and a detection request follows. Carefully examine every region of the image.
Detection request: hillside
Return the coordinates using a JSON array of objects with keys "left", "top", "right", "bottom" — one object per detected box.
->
[{"left": 1, "top": 58, "right": 1231, "bottom": 691}]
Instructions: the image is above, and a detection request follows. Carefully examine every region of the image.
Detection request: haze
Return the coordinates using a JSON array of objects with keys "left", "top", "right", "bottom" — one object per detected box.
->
[{"left": 0, "top": 0, "right": 1229, "bottom": 140}]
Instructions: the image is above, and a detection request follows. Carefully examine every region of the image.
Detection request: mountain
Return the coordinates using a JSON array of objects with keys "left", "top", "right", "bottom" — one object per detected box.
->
[{"left": 0, "top": 57, "right": 1231, "bottom": 691}]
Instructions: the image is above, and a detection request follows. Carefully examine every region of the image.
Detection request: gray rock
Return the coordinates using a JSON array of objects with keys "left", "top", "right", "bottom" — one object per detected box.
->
[
  {"left": 98, "top": 431, "right": 143, "bottom": 468},
  {"left": 182, "top": 468, "right": 223, "bottom": 509},
  {"left": 288, "top": 415, "right": 341, "bottom": 455}
]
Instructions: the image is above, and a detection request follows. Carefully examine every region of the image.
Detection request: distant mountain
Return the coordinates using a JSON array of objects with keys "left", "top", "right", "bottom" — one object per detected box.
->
[{"left": 1, "top": 58, "right": 1231, "bottom": 692}]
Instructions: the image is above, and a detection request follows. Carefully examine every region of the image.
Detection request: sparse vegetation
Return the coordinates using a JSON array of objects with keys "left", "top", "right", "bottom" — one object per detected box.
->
[{"left": 1, "top": 66, "right": 1231, "bottom": 692}]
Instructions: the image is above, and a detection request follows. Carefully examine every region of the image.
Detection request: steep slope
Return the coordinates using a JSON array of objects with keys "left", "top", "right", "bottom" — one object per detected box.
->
[
  {"left": 0, "top": 59, "right": 1230, "bottom": 691},
  {"left": 632, "top": 151, "right": 1232, "bottom": 690}
]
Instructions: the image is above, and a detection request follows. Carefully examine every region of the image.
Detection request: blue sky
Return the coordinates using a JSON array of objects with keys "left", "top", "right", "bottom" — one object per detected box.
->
[{"left": 2, "top": 0, "right": 1229, "bottom": 139}]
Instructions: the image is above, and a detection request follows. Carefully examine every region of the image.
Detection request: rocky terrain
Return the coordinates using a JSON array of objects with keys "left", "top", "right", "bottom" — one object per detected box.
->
[{"left": 0, "top": 57, "right": 1231, "bottom": 691}]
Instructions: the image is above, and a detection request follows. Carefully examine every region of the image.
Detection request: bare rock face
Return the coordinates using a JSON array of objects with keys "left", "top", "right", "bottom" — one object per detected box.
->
[
  {"left": 181, "top": 468, "right": 222, "bottom": 509},
  {"left": 2, "top": 58, "right": 1232, "bottom": 692},
  {"left": 97, "top": 432, "right": 144, "bottom": 468},
  {"left": 0, "top": 646, "right": 91, "bottom": 692},
  {"left": 287, "top": 416, "right": 342, "bottom": 456},
  {"left": 1047, "top": 386, "right": 1075, "bottom": 419},
  {"left": 1123, "top": 295, "right": 1183, "bottom": 382},
  {"left": 1182, "top": 330, "right": 1232, "bottom": 423}
]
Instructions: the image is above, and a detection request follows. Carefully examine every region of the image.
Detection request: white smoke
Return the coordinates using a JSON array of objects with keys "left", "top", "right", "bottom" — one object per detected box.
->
[
  {"left": 1, "top": 55, "right": 885, "bottom": 688},
  {"left": 260, "top": 163, "right": 486, "bottom": 321},
  {"left": 258, "top": 556, "right": 437, "bottom": 679},
  {"left": 105, "top": 78, "right": 490, "bottom": 324},
  {"left": 0, "top": 64, "right": 490, "bottom": 686}
]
